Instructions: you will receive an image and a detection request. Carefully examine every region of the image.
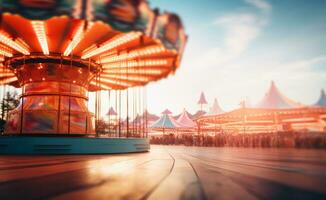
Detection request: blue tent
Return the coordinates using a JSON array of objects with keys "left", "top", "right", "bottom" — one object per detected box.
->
[
  {"left": 151, "top": 114, "right": 181, "bottom": 129},
  {"left": 315, "top": 89, "right": 326, "bottom": 107}
]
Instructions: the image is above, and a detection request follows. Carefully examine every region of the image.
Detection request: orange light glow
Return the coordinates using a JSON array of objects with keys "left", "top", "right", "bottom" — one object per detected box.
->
[
  {"left": 82, "top": 32, "right": 142, "bottom": 59},
  {"left": 102, "top": 59, "right": 168, "bottom": 69},
  {"left": 101, "top": 74, "right": 150, "bottom": 82},
  {"left": 0, "top": 32, "right": 30, "bottom": 55},
  {"left": 0, "top": 77, "right": 17, "bottom": 84},
  {"left": 31, "top": 21, "right": 49, "bottom": 55},
  {"left": 0, "top": 44, "right": 13, "bottom": 57},
  {"left": 99, "top": 45, "right": 166, "bottom": 64},
  {"left": 99, "top": 78, "right": 133, "bottom": 87},
  {"left": 63, "top": 22, "right": 94, "bottom": 56},
  {"left": 90, "top": 80, "right": 112, "bottom": 90},
  {"left": 103, "top": 68, "right": 165, "bottom": 75}
]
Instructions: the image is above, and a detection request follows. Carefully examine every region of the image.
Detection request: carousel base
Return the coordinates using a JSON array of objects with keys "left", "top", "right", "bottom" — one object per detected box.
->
[{"left": 0, "top": 135, "right": 150, "bottom": 155}]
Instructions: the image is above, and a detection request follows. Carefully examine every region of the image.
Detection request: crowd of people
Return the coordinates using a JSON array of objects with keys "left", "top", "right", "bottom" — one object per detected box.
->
[{"left": 150, "top": 131, "right": 326, "bottom": 148}]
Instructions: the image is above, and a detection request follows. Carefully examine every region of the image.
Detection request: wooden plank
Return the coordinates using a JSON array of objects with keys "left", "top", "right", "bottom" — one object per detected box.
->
[{"left": 0, "top": 145, "right": 325, "bottom": 199}]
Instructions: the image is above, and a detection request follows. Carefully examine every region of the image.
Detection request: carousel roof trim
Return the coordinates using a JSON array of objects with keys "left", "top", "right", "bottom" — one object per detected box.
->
[{"left": 0, "top": 0, "right": 187, "bottom": 91}]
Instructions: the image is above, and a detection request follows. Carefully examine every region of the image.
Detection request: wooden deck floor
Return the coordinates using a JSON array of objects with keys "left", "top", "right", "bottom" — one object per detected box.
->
[{"left": 0, "top": 145, "right": 326, "bottom": 200}]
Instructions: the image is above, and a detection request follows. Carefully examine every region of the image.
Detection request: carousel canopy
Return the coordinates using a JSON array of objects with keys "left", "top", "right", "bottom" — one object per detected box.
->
[
  {"left": 197, "top": 92, "right": 208, "bottom": 105},
  {"left": 0, "top": 0, "right": 187, "bottom": 90},
  {"left": 176, "top": 109, "right": 196, "bottom": 128},
  {"left": 206, "top": 98, "right": 224, "bottom": 115},
  {"left": 151, "top": 113, "right": 182, "bottom": 129},
  {"left": 315, "top": 89, "right": 326, "bottom": 107},
  {"left": 255, "top": 81, "right": 302, "bottom": 109}
]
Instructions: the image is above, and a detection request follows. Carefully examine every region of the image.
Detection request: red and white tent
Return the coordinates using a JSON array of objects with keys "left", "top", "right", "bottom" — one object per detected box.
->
[
  {"left": 255, "top": 81, "right": 302, "bottom": 109},
  {"left": 207, "top": 98, "right": 224, "bottom": 115},
  {"left": 176, "top": 109, "right": 196, "bottom": 128}
]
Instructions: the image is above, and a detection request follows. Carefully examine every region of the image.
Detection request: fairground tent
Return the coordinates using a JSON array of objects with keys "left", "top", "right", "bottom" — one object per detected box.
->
[
  {"left": 106, "top": 107, "right": 117, "bottom": 116},
  {"left": 174, "top": 110, "right": 194, "bottom": 120},
  {"left": 255, "top": 81, "right": 302, "bottom": 109},
  {"left": 161, "top": 109, "right": 173, "bottom": 115},
  {"left": 315, "top": 89, "right": 326, "bottom": 107},
  {"left": 206, "top": 98, "right": 224, "bottom": 115},
  {"left": 151, "top": 113, "right": 182, "bottom": 129},
  {"left": 192, "top": 110, "right": 206, "bottom": 119},
  {"left": 176, "top": 109, "right": 196, "bottom": 128}
]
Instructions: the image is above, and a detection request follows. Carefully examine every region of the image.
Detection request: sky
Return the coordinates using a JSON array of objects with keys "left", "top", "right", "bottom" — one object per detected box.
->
[
  {"left": 144, "top": 0, "right": 326, "bottom": 115},
  {"left": 6, "top": 0, "right": 324, "bottom": 118}
]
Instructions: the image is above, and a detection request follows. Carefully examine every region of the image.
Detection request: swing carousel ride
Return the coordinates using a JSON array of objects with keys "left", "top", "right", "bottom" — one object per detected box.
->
[{"left": 0, "top": 0, "right": 186, "bottom": 154}]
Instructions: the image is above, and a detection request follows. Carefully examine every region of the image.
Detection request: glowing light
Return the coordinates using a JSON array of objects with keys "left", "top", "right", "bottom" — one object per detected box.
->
[
  {"left": 90, "top": 80, "right": 112, "bottom": 90},
  {"left": 102, "top": 59, "right": 169, "bottom": 69},
  {"left": 0, "top": 72, "right": 15, "bottom": 76},
  {"left": 93, "top": 78, "right": 132, "bottom": 87},
  {"left": 0, "top": 77, "right": 17, "bottom": 84},
  {"left": 42, "top": 77, "right": 45, "bottom": 81},
  {"left": 103, "top": 68, "right": 165, "bottom": 75},
  {"left": 82, "top": 32, "right": 142, "bottom": 59},
  {"left": 99, "top": 45, "right": 166, "bottom": 64},
  {"left": 0, "top": 32, "right": 30, "bottom": 55},
  {"left": 0, "top": 50, "right": 12, "bottom": 57},
  {"left": 101, "top": 74, "right": 150, "bottom": 82},
  {"left": 32, "top": 21, "right": 49, "bottom": 55},
  {"left": 63, "top": 22, "right": 93, "bottom": 56},
  {"left": 0, "top": 44, "right": 13, "bottom": 57},
  {"left": 37, "top": 64, "right": 43, "bottom": 69}
]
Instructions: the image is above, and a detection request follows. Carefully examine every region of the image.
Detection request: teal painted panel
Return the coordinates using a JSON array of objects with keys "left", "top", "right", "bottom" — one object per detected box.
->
[{"left": 0, "top": 136, "right": 150, "bottom": 155}]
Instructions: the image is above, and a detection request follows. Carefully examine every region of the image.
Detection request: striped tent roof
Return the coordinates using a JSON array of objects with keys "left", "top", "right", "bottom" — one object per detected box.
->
[
  {"left": 176, "top": 109, "right": 196, "bottom": 128},
  {"left": 197, "top": 92, "right": 208, "bottom": 104},
  {"left": 255, "top": 81, "right": 302, "bottom": 109},
  {"left": 315, "top": 89, "right": 326, "bottom": 107},
  {"left": 206, "top": 98, "right": 224, "bottom": 115},
  {"left": 106, "top": 107, "right": 117, "bottom": 115},
  {"left": 151, "top": 114, "right": 182, "bottom": 129}
]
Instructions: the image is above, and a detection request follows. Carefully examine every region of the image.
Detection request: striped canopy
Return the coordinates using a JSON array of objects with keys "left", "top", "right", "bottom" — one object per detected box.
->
[
  {"left": 0, "top": 0, "right": 187, "bottom": 90},
  {"left": 151, "top": 114, "right": 182, "bottom": 129}
]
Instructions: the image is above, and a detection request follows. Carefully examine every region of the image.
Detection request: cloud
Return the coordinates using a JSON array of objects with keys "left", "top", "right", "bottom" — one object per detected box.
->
[
  {"left": 197, "top": 1, "right": 270, "bottom": 68},
  {"left": 282, "top": 56, "right": 326, "bottom": 71},
  {"left": 147, "top": 0, "right": 324, "bottom": 114},
  {"left": 214, "top": 13, "right": 261, "bottom": 55},
  {"left": 245, "top": 0, "right": 272, "bottom": 13}
]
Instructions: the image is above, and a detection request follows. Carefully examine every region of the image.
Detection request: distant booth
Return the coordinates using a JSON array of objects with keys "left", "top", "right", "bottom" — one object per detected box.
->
[
  {"left": 150, "top": 109, "right": 180, "bottom": 135},
  {"left": 197, "top": 82, "right": 326, "bottom": 135},
  {"left": 150, "top": 109, "right": 197, "bottom": 136}
]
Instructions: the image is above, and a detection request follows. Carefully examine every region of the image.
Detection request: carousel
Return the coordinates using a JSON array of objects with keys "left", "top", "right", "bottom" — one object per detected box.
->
[{"left": 0, "top": 0, "right": 186, "bottom": 154}]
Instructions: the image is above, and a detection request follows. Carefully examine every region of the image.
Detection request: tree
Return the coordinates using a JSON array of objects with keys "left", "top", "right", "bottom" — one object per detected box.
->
[
  {"left": 0, "top": 91, "right": 20, "bottom": 134},
  {"left": 95, "top": 119, "right": 109, "bottom": 135}
]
